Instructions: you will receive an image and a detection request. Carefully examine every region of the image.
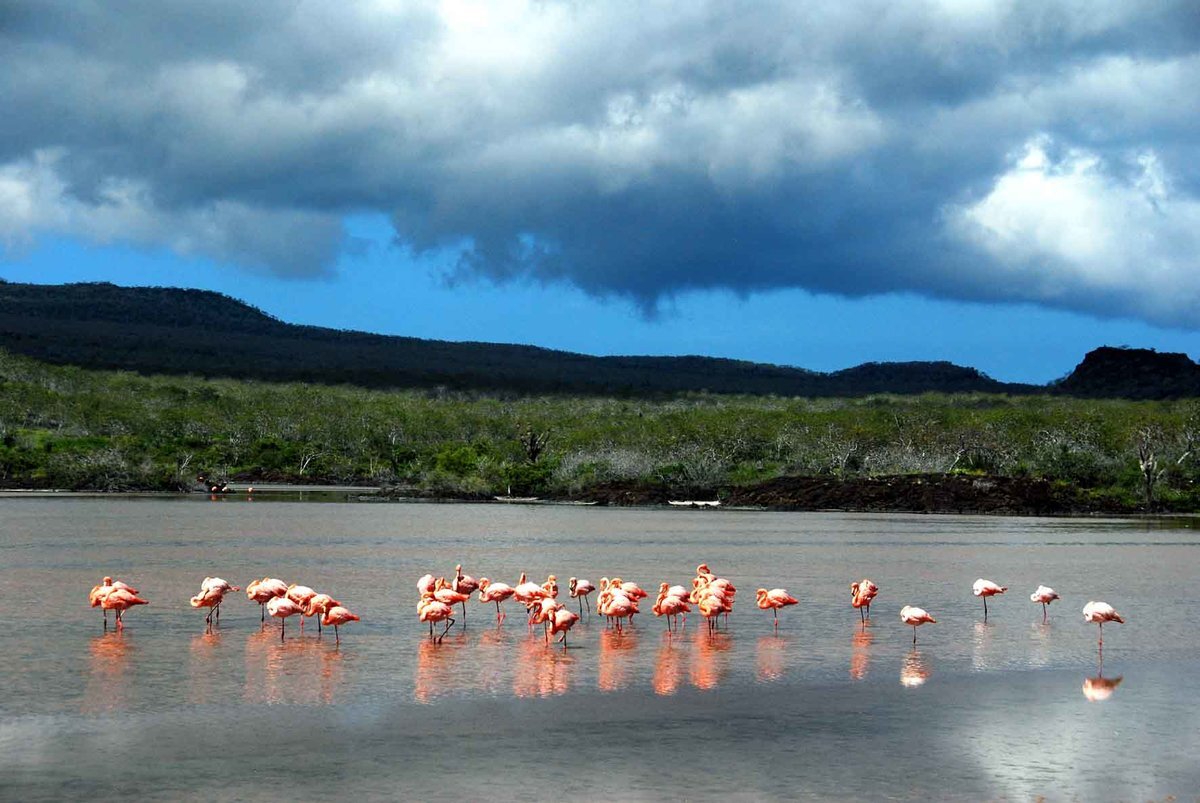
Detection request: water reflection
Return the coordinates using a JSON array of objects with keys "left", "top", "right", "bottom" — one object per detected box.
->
[
  {"left": 83, "top": 632, "right": 134, "bottom": 713},
  {"left": 1083, "top": 649, "right": 1123, "bottom": 702},
  {"left": 1082, "top": 675, "right": 1123, "bottom": 702},
  {"left": 243, "top": 627, "right": 343, "bottom": 705},
  {"left": 971, "top": 621, "right": 994, "bottom": 671},
  {"left": 188, "top": 630, "right": 226, "bottom": 705},
  {"left": 900, "top": 649, "right": 931, "bottom": 688},
  {"left": 1027, "top": 622, "right": 1053, "bottom": 668},
  {"left": 850, "top": 627, "right": 874, "bottom": 681},
  {"left": 652, "top": 635, "right": 684, "bottom": 696},
  {"left": 513, "top": 636, "right": 574, "bottom": 699},
  {"left": 755, "top": 634, "right": 789, "bottom": 683},
  {"left": 598, "top": 629, "right": 637, "bottom": 692},
  {"left": 690, "top": 629, "right": 732, "bottom": 691}
]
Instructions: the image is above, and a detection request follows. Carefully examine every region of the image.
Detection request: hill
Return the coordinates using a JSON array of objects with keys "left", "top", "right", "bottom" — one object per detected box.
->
[
  {"left": 1054, "top": 346, "right": 1200, "bottom": 399},
  {"left": 0, "top": 280, "right": 1034, "bottom": 396}
]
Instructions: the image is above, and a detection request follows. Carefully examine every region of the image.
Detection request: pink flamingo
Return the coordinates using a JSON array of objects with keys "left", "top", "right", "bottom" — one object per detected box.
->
[
  {"left": 190, "top": 586, "right": 226, "bottom": 627},
  {"left": 100, "top": 587, "right": 149, "bottom": 630},
  {"left": 756, "top": 588, "right": 799, "bottom": 627},
  {"left": 246, "top": 577, "right": 288, "bottom": 622},
  {"left": 477, "top": 578, "right": 515, "bottom": 623},
  {"left": 305, "top": 593, "right": 341, "bottom": 634},
  {"left": 1030, "top": 585, "right": 1060, "bottom": 622},
  {"left": 321, "top": 606, "right": 360, "bottom": 644},
  {"left": 569, "top": 577, "right": 595, "bottom": 615},
  {"left": 267, "top": 596, "right": 303, "bottom": 640},
  {"left": 418, "top": 594, "right": 455, "bottom": 643},
  {"left": 900, "top": 605, "right": 936, "bottom": 644},
  {"left": 972, "top": 578, "right": 1007, "bottom": 622},
  {"left": 90, "top": 576, "right": 138, "bottom": 629},
  {"left": 653, "top": 583, "right": 691, "bottom": 632},
  {"left": 1082, "top": 601, "right": 1124, "bottom": 645},
  {"left": 453, "top": 564, "right": 479, "bottom": 622},
  {"left": 850, "top": 578, "right": 879, "bottom": 623},
  {"left": 286, "top": 584, "right": 318, "bottom": 630},
  {"left": 417, "top": 574, "right": 436, "bottom": 595},
  {"left": 548, "top": 606, "right": 580, "bottom": 649}
]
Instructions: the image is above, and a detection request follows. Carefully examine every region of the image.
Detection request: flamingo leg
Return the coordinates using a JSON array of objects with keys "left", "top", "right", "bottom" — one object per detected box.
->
[
  {"left": 334, "top": 624, "right": 340, "bottom": 645},
  {"left": 859, "top": 606, "right": 865, "bottom": 624},
  {"left": 866, "top": 602, "right": 871, "bottom": 620},
  {"left": 461, "top": 601, "right": 468, "bottom": 628},
  {"left": 912, "top": 625, "right": 918, "bottom": 644},
  {"left": 281, "top": 617, "right": 286, "bottom": 641},
  {"left": 1042, "top": 602, "right": 1047, "bottom": 623},
  {"left": 261, "top": 603, "right": 265, "bottom": 622},
  {"left": 437, "top": 618, "right": 454, "bottom": 643},
  {"left": 983, "top": 596, "right": 988, "bottom": 622},
  {"left": 585, "top": 596, "right": 591, "bottom": 614}
]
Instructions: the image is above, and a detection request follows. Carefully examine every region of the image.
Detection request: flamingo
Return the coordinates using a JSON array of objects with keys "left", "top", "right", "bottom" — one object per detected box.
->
[
  {"left": 433, "top": 582, "right": 470, "bottom": 608},
  {"left": 190, "top": 586, "right": 226, "bottom": 627},
  {"left": 89, "top": 576, "right": 138, "bottom": 628},
  {"left": 197, "top": 577, "right": 239, "bottom": 623},
  {"left": 417, "top": 574, "right": 436, "bottom": 595},
  {"left": 900, "top": 605, "right": 936, "bottom": 643},
  {"left": 541, "top": 574, "right": 560, "bottom": 599},
  {"left": 1082, "top": 601, "right": 1124, "bottom": 645},
  {"left": 477, "top": 578, "right": 515, "bottom": 623},
  {"left": 568, "top": 577, "right": 595, "bottom": 615},
  {"left": 972, "top": 578, "right": 1007, "bottom": 621},
  {"left": 418, "top": 594, "right": 455, "bottom": 643},
  {"left": 548, "top": 606, "right": 580, "bottom": 650},
  {"left": 321, "top": 605, "right": 360, "bottom": 644},
  {"left": 653, "top": 584, "right": 691, "bottom": 632},
  {"left": 304, "top": 593, "right": 341, "bottom": 634},
  {"left": 246, "top": 577, "right": 288, "bottom": 622},
  {"left": 850, "top": 579, "right": 879, "bottom": 623},
  {"left": 286, "top": 585, "right": 318, "bottom": 631},
  {"left": 1030, "top": 585, "right": 1060, "bottom": 622},
  {"left": 603, "top": 592, "right": 636, "bottom": 633},
  {"left": 697, "top": 594, "right": 724, "bottom": 634},
  {"left": 453, "top": 565, "right": 479, "bottom": 623},
  {"left": 100, "top": 587, "right": 149, "bottom": 630},
  {"left": 756, "top": 588, "right": 799, "bottom": 627},
  {"left": 513, "top": 573, "right": 548, "bottom": 624},
  {"left": 267, "top": 596, "right": 303, "bottom": 641}
]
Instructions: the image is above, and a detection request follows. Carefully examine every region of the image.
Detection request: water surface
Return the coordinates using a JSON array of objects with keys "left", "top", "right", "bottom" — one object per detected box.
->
[{"left": 2, "top": 499, "right": 1197, "bottom": 800}]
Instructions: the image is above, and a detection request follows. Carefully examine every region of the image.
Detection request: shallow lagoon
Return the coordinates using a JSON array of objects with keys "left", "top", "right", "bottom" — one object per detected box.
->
[{"left": 2, "top": 499, "right": 1197, "bottom": 800}]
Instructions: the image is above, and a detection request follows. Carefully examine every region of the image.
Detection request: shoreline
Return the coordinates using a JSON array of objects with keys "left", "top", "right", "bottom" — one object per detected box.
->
[{"left": 2, "top": 472, "right": 1197, "bottom": 518}]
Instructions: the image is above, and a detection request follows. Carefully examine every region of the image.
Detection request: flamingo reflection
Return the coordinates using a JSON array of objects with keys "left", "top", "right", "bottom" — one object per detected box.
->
[
  {"left": 83, "top": 632, "right": 135, "bottom": 713},
  {"left": 513, "top": 636, "right": 574, "bottom": 698},
  {"left": 1083, "top": 648, "right": 1123, "bottom": 702},
  {"left": 188, "top": 630, "right": 225, "bottom": 705},
  {"left": 414, "top": 637, "right": 459, "bottom": 703},
  {"left": 690, "top": 628, "right": 732, "bottom": 691},
  {"left": 244, "top": 627, "right": 344, "bottom": 705},
  {"left": 900, "top": 649, "right": 931, "bottom": 688},
  {"left": 1082, "top": 675, "right": 1123, "bottom": 702},
  {"left": 652, "top": 635, "right": 683, "bottom": 696},
  {"left": 598, "top": 628, "right": 637, "bottom": 692},
  {"left": 849, "top": 627, "right": 874, "bottom": 681},
  {"left": 755, "top": 634, "right": 789, "bottom": 683}
]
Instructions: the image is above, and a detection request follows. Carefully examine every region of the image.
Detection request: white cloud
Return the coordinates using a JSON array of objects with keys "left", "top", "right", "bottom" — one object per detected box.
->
[{"left": 947, "top": 136, "right": 1200, "bottom": 322}]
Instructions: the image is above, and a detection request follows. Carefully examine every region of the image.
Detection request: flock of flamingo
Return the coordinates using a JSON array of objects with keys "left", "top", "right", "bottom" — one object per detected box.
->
[{"left": 88, "top": 562, "right": 1126, "bottom": 651}]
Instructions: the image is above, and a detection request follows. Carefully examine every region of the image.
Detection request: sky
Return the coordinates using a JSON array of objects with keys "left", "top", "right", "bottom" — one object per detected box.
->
[{"left": 1, "top": 1, "right": 1198, "bottom": 384}]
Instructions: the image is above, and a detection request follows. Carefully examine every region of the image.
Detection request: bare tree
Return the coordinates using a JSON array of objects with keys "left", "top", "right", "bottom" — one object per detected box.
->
[{"left": 1135, "top": 426, "right": 1166, "bottom": 510}]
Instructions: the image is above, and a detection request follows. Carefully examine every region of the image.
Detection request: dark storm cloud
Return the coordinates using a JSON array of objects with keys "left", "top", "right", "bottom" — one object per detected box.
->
[{"left": 2, "top": 1, "right": 1199, "bottom": 324}]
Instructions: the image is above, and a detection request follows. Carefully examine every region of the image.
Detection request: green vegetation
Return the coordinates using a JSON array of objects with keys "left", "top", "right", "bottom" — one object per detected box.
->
[{"left": 0, "top": 348, "right": 1198, "bottom": 511}]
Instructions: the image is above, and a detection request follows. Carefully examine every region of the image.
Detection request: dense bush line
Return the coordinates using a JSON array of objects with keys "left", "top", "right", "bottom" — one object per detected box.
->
[{"left": 0, "top": 349, "right": 1196, "bottom": 509}]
